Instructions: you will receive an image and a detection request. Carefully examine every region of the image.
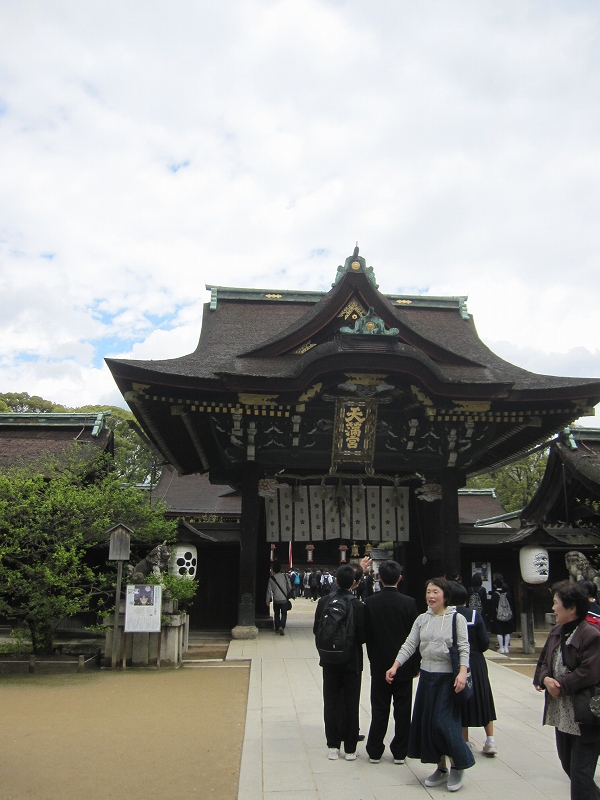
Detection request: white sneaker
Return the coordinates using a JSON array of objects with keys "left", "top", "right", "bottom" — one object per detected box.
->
[
  {"left": 393, "top": 758, "right": 405, "bottom": 764},
  {"left": 448, "top": 767, "right": 464, "bottom": 792},
  {"left": 327, "top": 748, "right": 339, "bottom": 760},
  {"left": 345, "top": 752, "right": 357, "bottom": 761},
  {"left": 425, "top": 768, "right": 448, "bottom": 787},
  {"left": 483, "top": 739, "right": 498, "bottom": 756},
  {"left": 369, "top": 758, "right": 380, "bottom": 764}
]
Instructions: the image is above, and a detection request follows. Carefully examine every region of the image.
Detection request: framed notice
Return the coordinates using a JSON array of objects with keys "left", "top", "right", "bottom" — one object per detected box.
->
[
  {"left": 471, "top": 562, "right": 492, "bottom": 596},
  {"left": 124, "top": 584, "right": 162, "bottom": 633}
]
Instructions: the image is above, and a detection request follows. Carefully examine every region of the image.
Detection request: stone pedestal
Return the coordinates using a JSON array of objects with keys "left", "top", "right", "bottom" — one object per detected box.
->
[
  {"left": 231, "top": 625, "right": 259, "bottom": 640},
  {"left": 103, "top": 612, "right": 188, "bottom": 668}
]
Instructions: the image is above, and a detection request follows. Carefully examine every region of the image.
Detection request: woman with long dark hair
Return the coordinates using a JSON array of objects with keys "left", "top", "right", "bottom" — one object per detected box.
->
[
  {"left": 452, "top": 582, "right": 497, "bottom": 756},
  {"left": 534, "top": 580, "right": 600, "bottom": 800}
]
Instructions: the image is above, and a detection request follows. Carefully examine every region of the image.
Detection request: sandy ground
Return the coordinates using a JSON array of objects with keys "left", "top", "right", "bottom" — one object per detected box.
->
[{"left": 0, "top": 664, "right": 249, "bottom": 800}]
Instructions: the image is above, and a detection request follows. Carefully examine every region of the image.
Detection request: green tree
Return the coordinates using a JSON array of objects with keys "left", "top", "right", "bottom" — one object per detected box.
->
[
  {"left": 0, "top": 392, "right": 68, "bottom": 413},
  {"left": 0, "top": 449, "right": 176, "bottom": 655},
  {"left": 0, "top": 392, "right": 159, "bottom": 485},
  {"left": 467, "top": 450, "right": 548, "bottom": 513},
  {"left": 74, "top": 404, "right": 159, "bottom": 484}
]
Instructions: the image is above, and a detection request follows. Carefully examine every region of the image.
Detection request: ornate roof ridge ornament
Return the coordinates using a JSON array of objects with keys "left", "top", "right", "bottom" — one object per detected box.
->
[
  {"left": 340, "top": 306, "right": 399, "bottom": 336},
  {"left": 333, "top": 245, "right": 379, "bottom": 288}
]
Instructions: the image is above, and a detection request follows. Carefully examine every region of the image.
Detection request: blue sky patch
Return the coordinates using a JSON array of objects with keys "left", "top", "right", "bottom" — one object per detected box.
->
[{"left": 168, "top": 160, "right": 190, "bottom": 173}]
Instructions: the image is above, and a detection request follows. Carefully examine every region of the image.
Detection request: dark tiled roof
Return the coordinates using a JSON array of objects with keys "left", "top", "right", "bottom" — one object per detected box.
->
[
  {"left": 0, "top": 414, "right": 113, "bottom": 469},
  {"left": 457, "top": 492, "right": 507, "bottom": 524},
  {"left": 107, "top": 274, "right": 600, "bottom": 397},
  {"left": 153, "top": 466, "right": 241, "bottom": 517},
  {"left": 522, "top": 428, "right": 600, "bottom": 524}
]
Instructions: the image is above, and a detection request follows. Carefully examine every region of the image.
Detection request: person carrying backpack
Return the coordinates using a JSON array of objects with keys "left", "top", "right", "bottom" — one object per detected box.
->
[
  {"left": 490, "top": 573, "right": 514, "bottom": 654},
  {"left": 314, "top": 563, "right": 366, "bottom": 761},
  {"left": 467, "top": 573, "right": 488, "bottom": 625}
]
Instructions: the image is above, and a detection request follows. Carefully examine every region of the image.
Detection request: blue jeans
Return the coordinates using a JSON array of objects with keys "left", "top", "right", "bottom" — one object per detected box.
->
[
  {"left": 273, "top": 602, "right": 288, "bottom": 631},
  {"left": 555, "top": 729, "right": 600, "bottom": 800}
]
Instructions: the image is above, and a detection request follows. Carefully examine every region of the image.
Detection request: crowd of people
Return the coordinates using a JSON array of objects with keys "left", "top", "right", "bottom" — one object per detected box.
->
[{"left": 267, "top": 559, "right": 600, "bottom": 796}]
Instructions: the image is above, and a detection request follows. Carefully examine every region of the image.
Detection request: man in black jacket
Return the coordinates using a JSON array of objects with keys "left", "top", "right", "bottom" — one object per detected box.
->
[
  {"left": 364, "top": 560, "right": 418, "bottom": 764},
  {"left": 314, "top": 563, "right": 366, "bottom": 761}
]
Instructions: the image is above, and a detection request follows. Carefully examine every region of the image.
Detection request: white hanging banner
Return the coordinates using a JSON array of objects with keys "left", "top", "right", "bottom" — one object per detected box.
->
[{"left": 264, "top": 485, "right": 409, "bottom": 542}]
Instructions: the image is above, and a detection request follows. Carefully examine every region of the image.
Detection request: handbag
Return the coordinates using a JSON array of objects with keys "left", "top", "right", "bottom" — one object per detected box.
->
[
  {"left": 572, "top": 684, "right": 600, "bottom": 726},
  {"left": 449, "top": 612, "right": 474, "bottom": 703}
]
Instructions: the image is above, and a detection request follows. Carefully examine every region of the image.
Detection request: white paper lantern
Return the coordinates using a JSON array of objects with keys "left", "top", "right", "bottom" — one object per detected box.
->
[
  {"left": 169, "top": 545, "right": 198, "bottom": 580},
  {"left": 520, "top": 545, "right": 549, "bottom": 584}
]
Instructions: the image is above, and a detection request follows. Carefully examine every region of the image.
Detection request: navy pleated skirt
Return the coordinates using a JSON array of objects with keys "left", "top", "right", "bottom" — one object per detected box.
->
[
  {"left": 461, "top": 651, "right": 496, "bottom": 728},
  {"left": 408, "top": 671, "right": 475, "bottom": 770}
]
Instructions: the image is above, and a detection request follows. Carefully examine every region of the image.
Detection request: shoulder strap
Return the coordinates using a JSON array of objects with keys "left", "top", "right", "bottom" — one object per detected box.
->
[{"left": 452, "top": 611, "right": 458, "bottom": 646}]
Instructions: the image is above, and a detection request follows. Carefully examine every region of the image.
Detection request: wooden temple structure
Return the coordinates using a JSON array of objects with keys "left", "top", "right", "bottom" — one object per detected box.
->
[{"left": 106, "top": 248, "right": 600, "bottom": 633}]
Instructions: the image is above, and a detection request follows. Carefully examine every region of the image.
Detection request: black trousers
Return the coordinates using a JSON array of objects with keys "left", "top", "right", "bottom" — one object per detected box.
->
[
  {"left": 322, "top": 666, "right": 361, "bottom": 753},
  {"left": 555, "top": 729, "right": 600, "bottom": 800},
  {"left": 367, "top": 672, "right": 413, "bottom": 760}
]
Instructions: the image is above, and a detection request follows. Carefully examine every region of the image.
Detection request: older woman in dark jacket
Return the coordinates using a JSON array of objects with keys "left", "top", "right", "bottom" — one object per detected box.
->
[{"left": 533, "top": 580, "right": 600, "bottom": 800}]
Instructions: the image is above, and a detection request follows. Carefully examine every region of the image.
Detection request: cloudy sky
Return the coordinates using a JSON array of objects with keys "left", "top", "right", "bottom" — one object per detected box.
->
[{"left": 1, "top": 0, "right": 599, "bottom": 424}]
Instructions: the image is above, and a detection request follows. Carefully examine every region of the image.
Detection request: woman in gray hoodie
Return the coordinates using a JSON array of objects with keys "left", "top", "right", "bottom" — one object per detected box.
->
[{"left": 386, "top": 577, "right": 475, "bottom": 792}]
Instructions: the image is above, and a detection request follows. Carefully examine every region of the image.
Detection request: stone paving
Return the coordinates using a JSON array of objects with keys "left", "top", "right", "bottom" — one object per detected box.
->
[{"left": 228, "top": 597, "right": 587, "bottom": 800}]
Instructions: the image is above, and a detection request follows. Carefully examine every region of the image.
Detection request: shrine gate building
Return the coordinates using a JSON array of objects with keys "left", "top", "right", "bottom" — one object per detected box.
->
[{"left": 107, "top": 249, "right": 600, "bottom": 634}]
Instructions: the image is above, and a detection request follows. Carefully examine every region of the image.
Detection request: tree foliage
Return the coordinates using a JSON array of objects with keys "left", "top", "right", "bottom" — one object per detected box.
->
[
  {"left": 0, "top": 449, "right": 176, "bottom": 654},
  {"left": 467, "top": 450, "right": 548, "bottom": 513},
  {"left": 0, "top": 392, "right": 159, "bottom": 485}
]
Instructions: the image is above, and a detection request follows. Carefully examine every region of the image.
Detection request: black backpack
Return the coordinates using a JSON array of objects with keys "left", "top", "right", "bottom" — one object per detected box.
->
[{"left": 315, "top": 592, "right": 355, "bottom": 665}]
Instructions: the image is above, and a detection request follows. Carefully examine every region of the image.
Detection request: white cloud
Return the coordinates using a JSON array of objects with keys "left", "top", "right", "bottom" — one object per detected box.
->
[{"left": 0, "top": 0, "right": 599, "bottom": 416}]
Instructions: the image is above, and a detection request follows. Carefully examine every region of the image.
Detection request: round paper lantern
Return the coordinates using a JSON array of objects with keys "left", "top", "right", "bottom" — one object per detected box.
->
[
  {"left": 520, "top": 545, "right": 549, "bottom": 584},
  {"left": 169, "top": 545, "right": 198, "bottom": 580}
]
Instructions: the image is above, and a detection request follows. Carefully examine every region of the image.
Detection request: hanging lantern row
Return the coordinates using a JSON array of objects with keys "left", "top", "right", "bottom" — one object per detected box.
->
[{"left": 270, "top": 542, "right": 374, "bottom": 564}]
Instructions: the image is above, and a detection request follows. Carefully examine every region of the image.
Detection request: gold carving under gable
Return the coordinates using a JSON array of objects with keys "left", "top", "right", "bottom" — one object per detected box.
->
[
  {"left": 338, "top": 298, "right": 367, "bottom": 321},
  {"left": 298, "top": 383, "right": 323, "bottom": 402},
  {"left": 238, "top": 393, "right": 279, "bottom": 406},
  {"left": 265, "top": 294, "right": 282, "bottom": 299},
  {"left": 344, "top": 373, "right": 389, "bottom": 387},
  {"left": 293, "top": 341, "right": 317, "bottom": 354},
  {"left": 453, "top": 400, "right": 491, "bottom": 412},
  {"left": 411, "top": 385, "right": 434, "bottom": 406},
  {"left": 396, "top": 299, "right": 412, "bottom": 305}
]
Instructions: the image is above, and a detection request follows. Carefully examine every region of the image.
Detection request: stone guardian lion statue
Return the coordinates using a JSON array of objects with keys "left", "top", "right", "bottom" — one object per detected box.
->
[{"left": 565, "top": 550, "right": 600, "bottom": 594}]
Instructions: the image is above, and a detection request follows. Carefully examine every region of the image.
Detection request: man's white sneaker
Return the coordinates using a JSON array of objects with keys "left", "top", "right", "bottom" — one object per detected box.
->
[
  {"left": 448, "top": 767, "right": 464, "bottom": 792},
  {"left": 424, "top": 768, "right": 448, "bottom": 787},
  {"left": 327, "top": 748, "right": 339, "bottom": 760},
  {"left": 482, "top": 740, "right": 498, "bottom": 756},
  {"left": 369, "top": 758, "right": 380, "bottom": 764},
  {"left": 345, "top": 752, "right": 357, "bottom": 761},
  {"left": 393, "top": 758, "right": 405, "bottom": 765}
]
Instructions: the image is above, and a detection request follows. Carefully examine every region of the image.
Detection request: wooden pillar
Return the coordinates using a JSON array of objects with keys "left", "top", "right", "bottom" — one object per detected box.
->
[
  {"left": 407, "top": 470, "right": 464, "bottom": 589},
  {"left": 440, "top": 469, "right": 461, "bottom": 579},
  {"left": 233, "top": 462, "right": 261, "bottom": 636}
]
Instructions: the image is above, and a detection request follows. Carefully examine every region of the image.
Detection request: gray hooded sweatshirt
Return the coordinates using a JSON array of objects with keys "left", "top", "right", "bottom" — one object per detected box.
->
[{"left": 395, "top": 606, "right": 469, "bottom": 673}]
